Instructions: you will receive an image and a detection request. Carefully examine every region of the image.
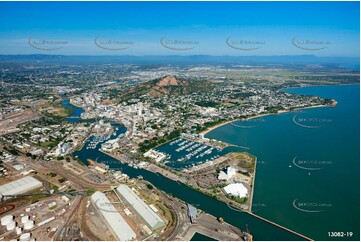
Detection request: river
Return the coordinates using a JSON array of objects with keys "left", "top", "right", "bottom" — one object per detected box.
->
[{"left": 65, "top": 84, "right": 359, "bottom": 241}]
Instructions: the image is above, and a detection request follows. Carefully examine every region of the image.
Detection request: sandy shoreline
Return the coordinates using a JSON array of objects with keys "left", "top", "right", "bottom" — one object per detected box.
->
[
  {"left": 200, "top": 103, "right": 332, "bottom": 136},
  {"left": 200, "top": 102, "right": 333, "bottom": 213}
]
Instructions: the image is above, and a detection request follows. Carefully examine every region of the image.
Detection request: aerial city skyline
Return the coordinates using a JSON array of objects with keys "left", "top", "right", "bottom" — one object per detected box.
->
[{"left": 0, "top": 1, "right": 359, "bottom": 242}]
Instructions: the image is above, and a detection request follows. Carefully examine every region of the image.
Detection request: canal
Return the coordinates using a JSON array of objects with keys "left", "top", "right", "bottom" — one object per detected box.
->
[{"left": 64, "top": 99, "right": 306, "bottom": 241}]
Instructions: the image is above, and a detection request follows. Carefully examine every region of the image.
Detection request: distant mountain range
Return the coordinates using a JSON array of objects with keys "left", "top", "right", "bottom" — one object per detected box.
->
[{"left": 0, "top": 54, "right": 359, "bottom": 68}]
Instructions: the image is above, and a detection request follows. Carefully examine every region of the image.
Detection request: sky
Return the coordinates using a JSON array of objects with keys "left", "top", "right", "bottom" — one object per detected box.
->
[{"left": 0, "top": 1, "right": 359, "bottom": 56}]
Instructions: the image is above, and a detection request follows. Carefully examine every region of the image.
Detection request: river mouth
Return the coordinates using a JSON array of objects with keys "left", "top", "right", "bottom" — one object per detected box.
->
[
  {"left": 63, "top": 84, "right": 360, "bottom": 241},
  {"left": 63, "top": 99, "right": 307, "bottom": 241}
]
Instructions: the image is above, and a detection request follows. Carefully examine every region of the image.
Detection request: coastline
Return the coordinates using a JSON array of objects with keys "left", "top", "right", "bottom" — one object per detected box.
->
[
  {"left": 199, "top": 103, "right": 333, "bottom": 212},
  {"left": 200, "top": 82, "right": 349, "bottom": 136},
  {"left": 201, "top": 103, "right": 332, "bottom": 136},
  {"left": 200, "top": 119, "right": 237, "bottom": 135},
  {"left": 66, "top": 84, "right": 355, "bottom": 241}
]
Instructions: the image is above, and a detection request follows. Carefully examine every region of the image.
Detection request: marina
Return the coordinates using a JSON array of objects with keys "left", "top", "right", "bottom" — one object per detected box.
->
[
  {"left": 206, "top": 85, "right": 360, "bottom": 240},
  {"left": 67, "top": 100, "right": 307, "bottom": 241},
  {"left": 156, "top": 138, "right": 242, "bottom": 170},
  {"left": 85, "top": 135, "right": 110, "bottom": 150},
  {"left": 67, "top": 84, "right": 360, "bottom": 241},
  {"left": 1, "top": 3, "right": 359, "bottom": 241},
  {"left": 73, "top": 134, "right": 305, "bottom": 241}
]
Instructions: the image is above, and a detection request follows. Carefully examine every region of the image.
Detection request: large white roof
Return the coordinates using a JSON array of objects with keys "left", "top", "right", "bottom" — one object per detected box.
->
[
  {"left": 218, "top": 166, "right": 237, "bottom": 180},
  {"left": 91, "top": 191, "right": 136, "bottom": 241},
  {"left": 224, "top": 183, "right": 248, "bottom": 198},
  {"left": 0, "top": 176, "right": 42, "bottom": 196},
  {"left": 116, "top": 184, "right": 165, "bottom": 230}
]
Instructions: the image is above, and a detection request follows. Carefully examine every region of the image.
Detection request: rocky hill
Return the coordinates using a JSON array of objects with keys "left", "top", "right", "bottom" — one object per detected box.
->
[{"left": 120, "top": 75, "right": 216, "bottom": 100}]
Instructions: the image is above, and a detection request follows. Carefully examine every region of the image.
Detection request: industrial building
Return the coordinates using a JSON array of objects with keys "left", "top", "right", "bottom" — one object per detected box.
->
[
  {"left": 223, "top": 183, "right": 248, "bottom": 198},
  {"left": 218, "top": 166, "right": 237, "bottom": 180},
  {"left": 143, "top": 149, "right": 167, "bottom": 163},
  {"left": 116, "top": 184, "right": 165, "bottom": 230},
  {"left": 91, "top": 191, "right": 136, "bottom": 241},
  {"left": 187, "top": 204, "right": 198, "bottom": 223},
  {"left": 0, "top": 176, "right": 42, "bottom": 197}
]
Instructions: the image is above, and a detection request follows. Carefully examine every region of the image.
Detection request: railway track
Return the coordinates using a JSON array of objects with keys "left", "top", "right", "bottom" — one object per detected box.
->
[
  {"left": 53, "top": 196, "right": 83, "bottom": 240},
  {"left": 77, "top": 198, "right": 101, "bottom": 241}
]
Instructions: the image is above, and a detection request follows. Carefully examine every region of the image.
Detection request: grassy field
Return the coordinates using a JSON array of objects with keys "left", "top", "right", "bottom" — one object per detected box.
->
[{"left": 40, "top": 100, "right": 73, "bottom": 118}]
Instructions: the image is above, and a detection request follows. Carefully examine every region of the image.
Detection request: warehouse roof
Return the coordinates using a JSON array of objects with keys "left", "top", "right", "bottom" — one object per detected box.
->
[
  {"left": 91, "top": 191, "right": 136, "bottom": 241},
  {"left": 116, "top": 184, "right": 165, "bottom": 230},
  {"left": 0, "top": 176, "right": 42, "bottom": 196},
  {"left": 224, "top": 183, "right": 248, "bottom": 198}
]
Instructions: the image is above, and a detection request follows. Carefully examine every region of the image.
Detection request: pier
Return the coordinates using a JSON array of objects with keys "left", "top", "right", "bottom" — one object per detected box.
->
[
  {"left": 247, "top": 212, "right": 312, "bottom": 241},
  {"left": 248, "top": 157, "right": 257, "bottom": 212},
  {"left": 179, "top": 213, "right": 245, "bottom": 241}
]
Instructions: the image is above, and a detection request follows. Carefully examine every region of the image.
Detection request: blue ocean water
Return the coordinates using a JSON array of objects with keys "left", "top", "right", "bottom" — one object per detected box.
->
[{"left": 206, "top": 84, "right": 360, "bottom": 240}]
